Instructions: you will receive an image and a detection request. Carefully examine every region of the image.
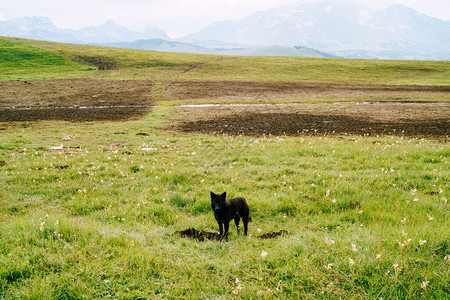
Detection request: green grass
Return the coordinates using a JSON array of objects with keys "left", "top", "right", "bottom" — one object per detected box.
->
[
  {"left": 0, "top": 39, "right": 95, "bottom": 80},
  {"left": 0, "top": 111, "right": 449, "bottom": 299},
  {"left": 2, "top": 36, "right": 450, "bottom": 85},
  {"left": 0, "top": 37, "right": 449, "bottom": 298}
]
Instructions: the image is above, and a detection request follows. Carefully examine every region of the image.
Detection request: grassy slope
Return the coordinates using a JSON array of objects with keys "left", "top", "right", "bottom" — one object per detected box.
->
[
  {"left": 0, "top": 39, "right": 95, "bottom": 80},
  {"left": 0, "top": 37, "right": 449, "bottom": 299},
  {"left": 2, "top": 36, "right": 450, "bottom": 85}
]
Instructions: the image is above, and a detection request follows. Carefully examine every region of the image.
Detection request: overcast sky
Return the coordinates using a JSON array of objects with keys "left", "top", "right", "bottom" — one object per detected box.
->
[{"left": 1, "top": 0, "right": 449, "bottom": 37}]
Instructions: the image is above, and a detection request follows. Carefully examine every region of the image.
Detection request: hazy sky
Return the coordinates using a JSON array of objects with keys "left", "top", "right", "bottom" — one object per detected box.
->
[{"left": 1, "top": 0, "right": 449, "bottom": 37}]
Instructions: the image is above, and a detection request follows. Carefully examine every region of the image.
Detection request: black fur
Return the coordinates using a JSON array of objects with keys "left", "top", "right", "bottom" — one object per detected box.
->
[{"left": 210, "top": 191, "right": 251, "bottom": 241}]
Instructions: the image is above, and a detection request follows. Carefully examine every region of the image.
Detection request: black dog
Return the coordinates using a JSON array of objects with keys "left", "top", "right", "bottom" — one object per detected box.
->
[{"left": 210, "top": 191, "right": 251, "bottom": 241}]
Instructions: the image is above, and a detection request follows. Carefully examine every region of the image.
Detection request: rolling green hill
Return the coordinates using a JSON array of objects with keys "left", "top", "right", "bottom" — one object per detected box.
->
[
  {"left": 1, "top": 36, "right": 449, "bottom": 85},
  {"left": 0, "top": 38, "right": 94, "bottom": 80}
]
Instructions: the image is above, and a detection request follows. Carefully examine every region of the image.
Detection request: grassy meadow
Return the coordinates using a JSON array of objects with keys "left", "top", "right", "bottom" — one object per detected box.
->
[
  {"left": 0, "top": 37, "right": 449, "bottom": 299},
  {"left": 2, "top": 36, "right": 450, "bottom": 85}
]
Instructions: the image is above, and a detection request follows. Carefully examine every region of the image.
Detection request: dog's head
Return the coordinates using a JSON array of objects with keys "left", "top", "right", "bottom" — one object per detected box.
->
[{"left": 211, "top": 191, "right": 226, "bottom": 213}]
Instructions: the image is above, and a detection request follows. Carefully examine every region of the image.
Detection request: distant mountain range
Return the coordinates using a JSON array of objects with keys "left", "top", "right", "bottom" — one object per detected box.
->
[
  {"left": 0, "top": 16, "right": 168, "bottom": 43},
  {"left": 180, "top": 1, "right": 450, "bottom": 60},
  {"left": 1, "top": 0, "right": 449, "bottom": 60}
]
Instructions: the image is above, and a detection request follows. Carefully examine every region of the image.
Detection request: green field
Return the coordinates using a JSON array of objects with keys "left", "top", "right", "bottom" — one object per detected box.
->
[
  {"left": 0, "top": 37, "right": 449, "bottom": 299},
  {"left": 2, "top": 36, "right": 450, "bottom": 85}
]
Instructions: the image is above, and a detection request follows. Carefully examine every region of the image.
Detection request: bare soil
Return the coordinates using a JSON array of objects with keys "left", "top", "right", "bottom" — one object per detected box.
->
[
  {"left": 171, "top": 103, "right": 450, "bottom": 140},
  {"left": 175, "top": 228, "right": 221, "bottom": 241},
  {"left": 1, "top": 79, "right": 449, "bottom": 137},
  {"left": 0, "top": 79, "right": 155, "bottom": 107},
  {"left": 258, "top": 230, "right": 290, "bottom": 239},
  {"left": 175, "top": 228, "right": 290, "bottom": 241},
  {"left": 0, "top": 107, "right": 151, "bottom": 122},
  {"left": 165, "top": 81, "right": 450, "bottom": 102},
  {"left": 0, "top": 79, "right": 155, "bottom": 122}
]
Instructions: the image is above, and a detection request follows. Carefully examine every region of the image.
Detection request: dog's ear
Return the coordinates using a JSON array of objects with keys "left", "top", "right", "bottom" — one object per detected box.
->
[
  {"left": 210, "top": 191, "right": 216, "bottom": 199},
  {"left": 220, "top": 192, "right": 227, "bottom": 200}
]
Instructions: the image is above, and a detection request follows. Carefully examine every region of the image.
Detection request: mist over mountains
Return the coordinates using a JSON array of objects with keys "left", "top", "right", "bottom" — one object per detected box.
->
[
  {"left": 1, "top": 0, "right": 449, "bottom": 60},
  {"left": 0, "top": 16, "right": 168, "bottom": 43}
]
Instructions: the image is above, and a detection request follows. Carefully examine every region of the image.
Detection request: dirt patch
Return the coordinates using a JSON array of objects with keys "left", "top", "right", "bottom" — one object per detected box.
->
[
  {"left": 175, "top": 228, "right": 221, "bottom": 241},
  {"left": 175, "top": 228, "right": 290, "bottom": 241},
  {"left": 171, "top": 103, "right": 450, "bottom": 140},
  {"left": 0, "top": 79, "right": 155, "bottom": 108},
  {"left": 0, "top": 107, "right": 151, "bottom": 122},
  {"left": 0, "top": 79, "right": 155, "bottom": 107},
  {"left": 1, "top": 79, "right": 448, "bottom": 123},
  {"left": 165, "top": 81, "right": 450, "bottom": 103},
  {"left": 72, "top": 55, "right": 117, "bottom": 70},
  {"left": 258, "top": 230, "right": 290, "bottom": 239},
  {"left": 0, "top": 79, "right": 155, "bottom": 122}
]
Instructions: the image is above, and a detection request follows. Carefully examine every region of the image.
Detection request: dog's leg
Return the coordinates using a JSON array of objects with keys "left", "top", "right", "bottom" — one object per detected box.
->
[
  {"left": 218, "top": 222, "right": 223, "bottom": 238},
  {"left": 221, "top": 222, "right": 230, "bottom": 241},
  {"left": 234, "top": 215, "right": 241, "bottom": 234},
  {"left": 243, "top": 218, "right": 249, "bottom": 236}
]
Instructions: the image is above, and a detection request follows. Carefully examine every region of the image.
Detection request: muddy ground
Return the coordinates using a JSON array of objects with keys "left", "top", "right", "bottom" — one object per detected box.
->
[
  {"left": 1, "top": 79, "right": 449, "bottom": 139},
  {"left": 0, "top": 79, "right": 155, "bottom": 122},
  {"left": 0, "top": 107, "right": 151, "bottom": 122},
  {"left": 0, "top": 79, "right": 155, "bottom": 107},
  {"left": 164, "top": 81, "right": 450, "bottom": 102},
  {"left": 175, "top": 228, "right": 289, "bottom": 241},
  {"left": 172, "top": 103, "right": 449, "bottom": 140}
]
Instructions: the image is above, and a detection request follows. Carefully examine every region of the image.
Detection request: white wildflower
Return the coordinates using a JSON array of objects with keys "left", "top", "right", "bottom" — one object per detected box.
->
[
  {"left": 376, "top": 254, "right": 381, "bottom": 259},
  {"left": 427, "top": 214, "right": 435, "bottom": 221},
  {"left": 324, "top": 263, "right": 333, "bottom": 270},
  {"left": 324, "top": 237, "right": 335, "bottom": 245},
  {"left": 232, "top": 282, "right": 243, "bottom": 294},
  {"left": 351, "top": 244, "right": 358, "bottom": 252},
  {"left": 349, "top": 258, "right": 355, "bottom": 266},
  {"left": 261, "top": 250, "right": 268, "bottom": 259},
  {"left": 419, "top": 240, "right": 427, "bottom": 246},
  {"left": 420, "top": 281, "right": 429, "bottom": 289}
]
